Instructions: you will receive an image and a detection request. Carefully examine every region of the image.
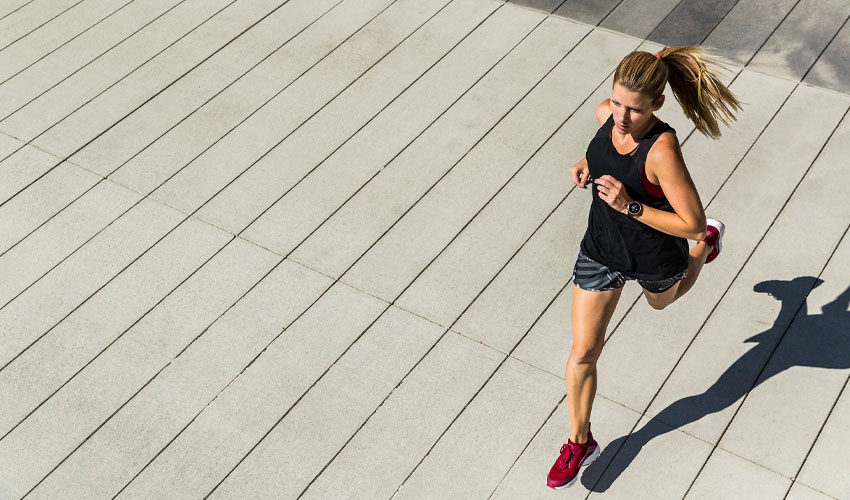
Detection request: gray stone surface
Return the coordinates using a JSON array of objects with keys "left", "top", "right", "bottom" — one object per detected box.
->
[
  {"left": 210, "top": 306, "right": 444, "bottom": 499},
  {"left": 648, "top": 0, "right": 739, "bottom": 47},
  {"left": 4, "top": 1, "right": 850, "bottom": 497},
  {"left": 71, "top": 0, "right": 341, "bottom": 179},
  {"left": 210, "top": 2, "right": 546, "bottom": 241},
  {"left": 702, "top": 0, "right": 799, "bottom": 66},
  {"left": 0, "top": 0, "right": 181, "bottom": 120},
  {"left": 553, "top": 0, "right": 622, "bottom": 26},
  {"left": 0, "top": 0, "right": 237, "bottom": 141},
  {"left": 107, "top": 0, "right": 367, "bottom": 193},
  {"left": 152, "top": 0, "right": 471, "bottom": 216},
  {"left": 288, "top": 15, "right": 589, "bottom": 278},
  {"left": 748, "top": 0, "right": 850, "bottom": 81},
  {"left": 600, "top": 0, "right": 680, "bottom": 40},
  {"left": 805, "top": 14, "right": 850, "bottom": 95},
  {"left": 686, "top": 448, "right": 791, "bottom": 499},
  {"left": 24, "top": 238, "right": 280, "bottom": 500},
  {"left": 0, "top": 162, "right": 100, "bottom": 255}
]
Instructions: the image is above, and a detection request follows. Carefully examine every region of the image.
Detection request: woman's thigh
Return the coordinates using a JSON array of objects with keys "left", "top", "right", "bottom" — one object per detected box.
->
[
  {"left": 571, "top": 284, "right": 623, "bottom": 356},
  {"left": 640, "top": 281, "right": 681, "bottom": 310}
]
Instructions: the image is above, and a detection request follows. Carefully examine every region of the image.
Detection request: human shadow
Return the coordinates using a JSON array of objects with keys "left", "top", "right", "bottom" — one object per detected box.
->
[{"left": 582, "top": 276, "right": 850, "bottom": 492}]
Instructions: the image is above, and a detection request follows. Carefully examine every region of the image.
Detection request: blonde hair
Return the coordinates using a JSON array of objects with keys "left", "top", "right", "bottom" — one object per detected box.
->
[{"left": 613, "top": 47, "right": 741, "bottom": 139}]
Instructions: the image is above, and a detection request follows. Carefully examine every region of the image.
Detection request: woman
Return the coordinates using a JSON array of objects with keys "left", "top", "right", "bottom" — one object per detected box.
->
[{"left": 546, "top": 47, "right": 741, "bottom": 489}]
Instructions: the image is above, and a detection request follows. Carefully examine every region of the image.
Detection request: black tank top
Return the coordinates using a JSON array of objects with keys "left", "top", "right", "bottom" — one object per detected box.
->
[{"left": 579, "top": 114, "right": 689, "bottom": 281}]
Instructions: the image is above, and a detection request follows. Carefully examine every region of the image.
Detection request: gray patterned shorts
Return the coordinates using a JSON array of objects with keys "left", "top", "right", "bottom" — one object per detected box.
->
[{"left": 573, "top": 250, "right": 688, "bottom": 293}]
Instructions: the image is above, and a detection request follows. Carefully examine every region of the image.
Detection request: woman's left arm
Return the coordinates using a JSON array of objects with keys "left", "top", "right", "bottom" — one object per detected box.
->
[{"left": 594, "top": 133, "right": 707, "bottom": 240}]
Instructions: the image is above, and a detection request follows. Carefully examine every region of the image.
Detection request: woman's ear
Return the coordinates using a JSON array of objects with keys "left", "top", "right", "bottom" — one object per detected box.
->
[{"left": 653, "top": 94, "right": 665, "bottom": 111}]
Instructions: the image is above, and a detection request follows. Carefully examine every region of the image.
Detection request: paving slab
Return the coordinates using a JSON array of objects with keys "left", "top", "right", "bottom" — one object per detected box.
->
[
  {"left": 552, "top": 0, "right": 622, "bottom": 25},
  {"left": 685, "top": 447, "right": 791, "bottom": 499},
  {"left": 298, "top": 331, "right": 504, "bottom": 500},
  {"left": 507, "top": 0, "right": 564, "bottom": 15},
  {"left": 711, "top": 115, "right": 850, "bottom": 478},
  {"left": 0, "top": 198, "right": 182, "bottom": 370},
  {"left": 648, "top": 0, "right": 739, "bottom": 47},
  {"left": 0, "top": 0, "right": 80, "bottom": 49},
  {"left": 0, "top": 216, "right": 231, "bottom": 437},
  {"left": 205, "top": 2, "right": 546, "bottom": 239},
  {"left": 804, "top": 15, "right": 850, "bottom": 95},
  {"left": 288, "top": 14, "right": 589, "bottom": 277},
  {"left": 600, "top": 0, "right": 680, "bottom": 40},
  {"left": 107, "top": 0, "right": 365, "bottom": 192},
  {"left": 0, "top": 162, "right": 100, "bottom": 255},
  {"left": 114, "top": 280, "right": 386, "bottom": 499},
  {"left": 0, "top": 0, "right": 233, "bottom": 136},
  {"left": 0, "top": 0, "right": 130, "bottom": 84},
  {"left": 0, "top": 1, "right": 41, "bottom": 22},
  {"left": 796, "top": 379, "right": 850, "bottom": 499},
  {"left": 151, "top": 0, "right": 468, "bottom": 216},
  {"left": 28, "top": 0, "right": 287, "bottom": 159},
  {"left": 0, "top": 179, "right": 139, "bottom": 308},
  {"left": 702, "top": 0, "right": 799, "bottom": 67},
  {"left": 0, "top": 0, "right": 237, "bottom": 145},
  {"left": 70, "top": 0, "right": 341, "bottom": 178},
  {"left": 748, "top": 0, "right": 849, "bottom": 82},
  {"left": 490, "top": 396, "right": 641, "bottom": 499},
  {"left": 341, "top": 29, "right": 638, "bottom": 303},
  {"left": 596, "top": 83, "right": 845, "bottom": 416},
  {"left": 208, "top": 306, "right": 443, "bottom": 499},
  {"left": 0, "top": 143, "right": 65, "bottom": 205},
  {"left": 393, "top": 357, "right": 564, "bottom": 499},
  {"left": 0, "top": 0, "right": 181, "bottom": 119},
  {"left": 163, "top": 0, "right": 494, "bottom": 223},
  {"left": 22, "top": 238, "right": 279, "bottom": 500}
]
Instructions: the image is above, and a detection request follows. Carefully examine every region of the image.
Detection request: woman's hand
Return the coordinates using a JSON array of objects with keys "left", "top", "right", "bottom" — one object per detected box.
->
[
  {"left": 570, "top": 158, "right": 591, "bottom": 188},
  {"left": 594, "top": 175, "right": 632, "bottom": 213}
]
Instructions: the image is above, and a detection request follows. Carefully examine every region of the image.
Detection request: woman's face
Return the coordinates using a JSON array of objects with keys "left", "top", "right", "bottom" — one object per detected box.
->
[{"left": 610, "top": 83, "right": 663, "bottom": 136}]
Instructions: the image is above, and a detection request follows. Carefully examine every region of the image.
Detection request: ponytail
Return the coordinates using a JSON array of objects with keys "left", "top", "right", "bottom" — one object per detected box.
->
[{"left": 614, "top": 47, "right": 741, "bottom": 139}]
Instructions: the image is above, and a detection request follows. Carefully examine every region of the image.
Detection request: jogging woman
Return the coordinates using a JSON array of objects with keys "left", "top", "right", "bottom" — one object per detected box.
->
[{"left": 546, "top": 47, "right": 741, "bottom": 489}]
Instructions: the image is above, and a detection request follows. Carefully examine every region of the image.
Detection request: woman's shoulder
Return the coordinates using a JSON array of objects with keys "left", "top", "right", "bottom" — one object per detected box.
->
[{"left": 646, "top": 129, "right": 685, "bottom": 176}]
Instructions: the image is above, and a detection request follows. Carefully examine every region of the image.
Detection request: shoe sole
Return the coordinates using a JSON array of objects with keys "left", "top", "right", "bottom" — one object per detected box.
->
[
  {"left": 549, "top": 444, "right": 602, "bottom": 490},
  {"left": 706, "top": 218, "right": 725, "bottom": 261}
]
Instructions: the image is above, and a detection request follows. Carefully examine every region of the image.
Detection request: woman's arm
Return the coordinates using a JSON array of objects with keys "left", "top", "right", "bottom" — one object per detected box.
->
[{"left": 593, "top": 133, "right": 707, "bottom": 241}]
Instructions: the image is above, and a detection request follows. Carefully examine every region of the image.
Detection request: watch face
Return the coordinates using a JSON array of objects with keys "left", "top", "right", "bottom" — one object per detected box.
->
[{"left": 628, "top": 202, "right": 641, "bottom": 215}]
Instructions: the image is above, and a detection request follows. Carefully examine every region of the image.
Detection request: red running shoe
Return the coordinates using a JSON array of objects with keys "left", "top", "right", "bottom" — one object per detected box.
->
[
  {"left": 704, "top": 218, "right": 725, "bottom": 264},
  {"left": 546, "top": 429, "right": 601, "bottom": 489}
]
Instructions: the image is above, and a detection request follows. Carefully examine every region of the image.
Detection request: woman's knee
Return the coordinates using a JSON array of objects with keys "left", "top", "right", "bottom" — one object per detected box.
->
[{"left": 569, "top": 342, "right": 603, "bottom": 365}]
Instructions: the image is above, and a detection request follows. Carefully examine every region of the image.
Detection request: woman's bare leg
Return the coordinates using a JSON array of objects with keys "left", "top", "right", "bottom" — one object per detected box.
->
[
  {"left": 567, "top": 284, "right": 622, "bottom": 444},
  {"left": 643, "top": 240, "right": 712, "bottom": 310}
]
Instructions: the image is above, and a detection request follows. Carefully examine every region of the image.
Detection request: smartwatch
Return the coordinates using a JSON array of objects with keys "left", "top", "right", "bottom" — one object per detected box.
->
[{"left": 626, "top": 201, "right": 643, "bottom": 219}]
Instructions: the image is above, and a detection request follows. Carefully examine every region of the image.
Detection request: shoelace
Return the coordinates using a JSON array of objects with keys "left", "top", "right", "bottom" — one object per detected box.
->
[{"left": 556, "top": 443, "right": 573, "bottom": 470}]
